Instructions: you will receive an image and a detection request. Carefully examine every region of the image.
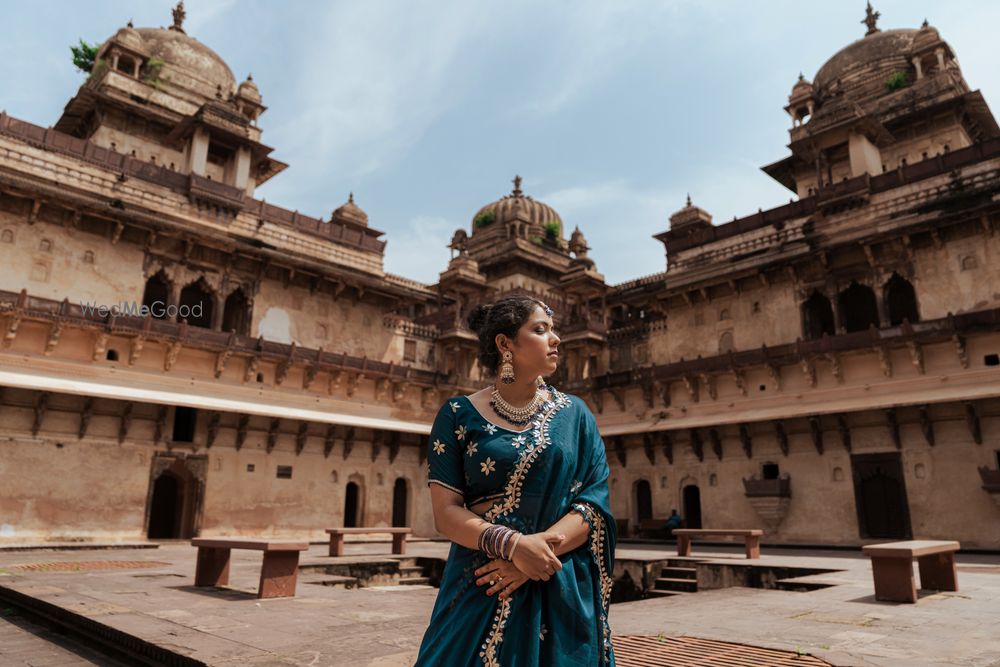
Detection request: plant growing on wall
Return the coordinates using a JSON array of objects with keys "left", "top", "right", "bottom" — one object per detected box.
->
[
  {"left": 473, "top": 208, "right": 496, "bottom": 228},
  {"left": 542, "top": 221, "right": 560, "bottom": 240},
  {"left": 141, "top": 56, "right": 165, "bottom": 89},
  {"left": 70, "top": 39, "right": 99, "bottom": 73},
  {"left": 886, "top": 70, "right": 908, "bottom": 92}
]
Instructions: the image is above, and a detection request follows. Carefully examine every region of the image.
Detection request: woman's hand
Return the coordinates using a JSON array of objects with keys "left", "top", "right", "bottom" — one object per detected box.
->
[
  {"left": 475, "top": 558, "right": 529, "bottom": 599},
  {"left": 510, "top": 531, "right": 565, "bottom": 581}
]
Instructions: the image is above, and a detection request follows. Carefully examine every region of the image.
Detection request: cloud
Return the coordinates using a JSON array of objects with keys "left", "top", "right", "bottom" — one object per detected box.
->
[{"left": 382, "top": 214, "right": 457, "bottom": 284}]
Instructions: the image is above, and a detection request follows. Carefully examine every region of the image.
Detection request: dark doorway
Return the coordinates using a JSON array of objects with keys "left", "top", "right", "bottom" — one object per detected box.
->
[
  {"left": 682, "top": 484, "right": 702, "bottom": 529},
  {"left": 802, "top": 290, "right": 835, "bottom": 340},
  {"left": 147, "top": 472, "right": 181, "bottom": 538},
  {"left": 179, "top": 279, "right": 214, "bottom": 328},
  {"left": 222, "top": 288, "right": 250, "bottom": 335},
  {"left": 851, "top": 453, "right": 912, "bottom": 539},
  {"left": 884, "top": 273, "right": 920, "bottom": 326},
  {"left": 838, "top": 281, "right": 880, "bottom": 333},
  {"left": 344, "top": 482, "right": 360, "bottom": 527},
  {"left": 172, "top": 406, "right": 197, "bottom": 443},
  {"left": 635, "top": 480, "right": 653, "bottom": 524},
  {"left": 142, "top": 271, "right": 171, "bottom": 319},
  {"left": 392, "top": 478, "right": 408, "bottom": 527}
]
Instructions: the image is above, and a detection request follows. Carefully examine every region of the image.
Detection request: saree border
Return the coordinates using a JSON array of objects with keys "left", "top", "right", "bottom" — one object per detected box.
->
[{"left": 478, "top": 386, "right": 572, "bottom": 666}]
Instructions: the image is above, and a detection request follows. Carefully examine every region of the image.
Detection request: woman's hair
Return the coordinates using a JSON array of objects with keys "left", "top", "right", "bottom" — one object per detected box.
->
[{"left": 467, "top": 295, "right": 553, "bottom": 376}]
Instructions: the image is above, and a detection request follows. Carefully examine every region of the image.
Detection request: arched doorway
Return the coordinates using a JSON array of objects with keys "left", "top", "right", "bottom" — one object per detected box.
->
[
  {"left": 802, "top": 290, "right": 835, "bottom": 339},
  {"left": 851, "top": 453, "right": 912, "bottom": 539},
  {"left": 884, "top": 273, "right": 920, "bottom": 326},
  {"left": 222, "top": 287, "right": 251, "bottom": 335},
  {"left": 142, "top": 271, "right": 171, "bottom": 319},
  {"left": 838, "top": 281, "right": 879, "bottom": 332},
  {"left": 344, "top": 482, "right": 360, "bottom": 527},
  {"left": 148, "top": 472, "right": 181, "bottom": 538},
  {"left": 145, "top": 454, "right": 203, "bottom": 539},
  {"left": 635, "top": 480, "right": 652, "bottom": 525},
  {"left": 682, "top": 484, "right": 702, "bottom": 529},
  {"left": 178, "top": 279, "right": 214, "bottom": 328},
  {"left": 392, "top": 478, "right": 408, "bottom": 527}
]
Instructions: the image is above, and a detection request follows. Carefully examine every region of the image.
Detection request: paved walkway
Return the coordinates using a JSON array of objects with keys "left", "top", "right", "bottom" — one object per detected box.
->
[
  {"left": 0, "top": 540, "right": 996, "bottom": 666},
  {"left": 0, "top": 607, "right": 127, "bottom": 666}
]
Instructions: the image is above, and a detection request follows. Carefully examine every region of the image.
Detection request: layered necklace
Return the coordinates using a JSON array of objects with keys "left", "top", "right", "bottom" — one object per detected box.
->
[{"left": 490, "top": 383, "right": 547, "bottom": 427}]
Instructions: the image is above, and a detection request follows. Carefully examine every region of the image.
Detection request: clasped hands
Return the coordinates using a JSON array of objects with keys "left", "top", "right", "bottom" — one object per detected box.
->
[{"left": 474, "top": 530, "right": 565, "bottom": 600}]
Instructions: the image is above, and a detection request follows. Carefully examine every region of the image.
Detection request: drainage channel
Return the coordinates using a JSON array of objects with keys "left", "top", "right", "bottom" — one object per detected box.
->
[{"left": 0, "top": 584, "right": 200, "bottom": 667}]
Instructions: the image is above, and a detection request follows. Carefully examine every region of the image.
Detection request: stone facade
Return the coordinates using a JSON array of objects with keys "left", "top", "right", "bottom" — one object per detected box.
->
[{"left": 1, "top": 6, "right": 998, "bottom": 548}]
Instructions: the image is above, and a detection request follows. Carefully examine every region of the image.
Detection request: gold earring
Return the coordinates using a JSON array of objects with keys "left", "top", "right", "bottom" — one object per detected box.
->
[{"left": 499, "top": 350, "right": 515, "bottom": 384}]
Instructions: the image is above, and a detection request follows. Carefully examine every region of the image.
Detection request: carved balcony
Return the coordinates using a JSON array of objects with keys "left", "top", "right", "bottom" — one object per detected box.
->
[{"left": 742, "top": 476, "right": 792, "bottom": 530}]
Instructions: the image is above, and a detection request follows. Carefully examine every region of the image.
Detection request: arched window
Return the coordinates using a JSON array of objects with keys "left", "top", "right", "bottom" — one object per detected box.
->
[
  {"left": 142, "top": 271, "right": 170, "bottom": 319},
  {"left": 0, "top": 229, "right": 13, "bottom": 243},
  {"left": 884, "top": 273, "right": 919, "bottom": 326},
  {"left": 802, "top": 290, "right": 835, "bottom": 340},
  {"left": 392, "top": 478, "right": 408, "bottom": 527},
  {"left": 344, "top": 482, "right": 360, "bottom": 528},
  {"left": 179, "top": 279, "right": 214, "bottom": 328},
  {"left": 719, "top": 331, "right": 734, "bottom": 353},
  {"left": 838, "top": 281, "right": 879, "bottom": 333},
  {"left": 635, "top": 480, "right": 652, "bottom": 524},
  {"left": 222, "top": 288, "right": 250, "bottom": 335}
]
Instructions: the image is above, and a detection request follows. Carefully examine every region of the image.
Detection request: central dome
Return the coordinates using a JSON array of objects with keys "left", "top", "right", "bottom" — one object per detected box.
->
[
  {"left": 471, "top": 175, "right": 563, "bottom": 237},
  {"left": 814, "top": 28, "right": 917, "bottom": 94},
  {"left": 133, "top": 27, "right": 236, "bottom": 100}
]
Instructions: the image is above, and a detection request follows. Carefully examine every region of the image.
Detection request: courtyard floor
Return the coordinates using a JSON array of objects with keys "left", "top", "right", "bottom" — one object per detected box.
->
[{"left": 0, "top": 539, "right": 997, "bottom": 666}]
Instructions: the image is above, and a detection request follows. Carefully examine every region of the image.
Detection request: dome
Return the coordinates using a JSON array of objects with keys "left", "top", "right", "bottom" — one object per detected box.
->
[
  {"left": 110, "top": 24, "right": 147, "bottom": 55},
  {"left": 331, "top": 193, "right": 368, "bottom": 226},
  {"left": 472, "top": 175, "right": 563, "bottom": 237},
  {"left": 128, "top": 26, "right": 236, "bottom": 100},
  {"left": 912, "top": 21, "right": 942, "bottom": 52},
  {"left": 237, "top": 74, "right": 261, "bottom": 102},
  {"left": 813, "top": 28, "right": 917, "bottom": 93}
]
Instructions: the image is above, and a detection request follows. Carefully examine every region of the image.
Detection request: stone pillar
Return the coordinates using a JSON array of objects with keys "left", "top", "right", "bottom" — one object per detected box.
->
[
  {"left": 912, "top": 56, "right": 923, "bottom": 80},
  {"left": 829, "top": 288, "right": 844, "bottom": 334},
  {"left": 187, "top": 127, "right": 210, "bottom": 176},
  {"left": 935, "top": 47, "right": 945, "bottom": 69},
  {"left": 231, "top": 146, "right": 252, "bottom": 191}
]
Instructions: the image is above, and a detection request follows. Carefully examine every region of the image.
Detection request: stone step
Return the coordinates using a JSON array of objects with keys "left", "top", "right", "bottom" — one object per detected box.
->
[
  {"left": 398, "top": 576, "right": 431, "bottom": 585},
  {"left": 659, "top": 566, "right": 697, "bottom": 580},
  {"left": 654, "top": 577, "right": 698, "bottom": 593},
  {"left": 399, "top": 565, "right": 424, "bottom": 575},
  {"left": 645, "top": 589, "right": 693, "bottom": 598},
  {"left": 306, "top": 575, "right": 359, "bottom": 589}
]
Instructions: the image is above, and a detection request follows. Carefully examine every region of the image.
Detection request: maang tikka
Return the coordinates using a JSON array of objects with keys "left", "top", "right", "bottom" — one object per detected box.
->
[{"left": 499, "top": 350, "right": 515, "bottom": 384}]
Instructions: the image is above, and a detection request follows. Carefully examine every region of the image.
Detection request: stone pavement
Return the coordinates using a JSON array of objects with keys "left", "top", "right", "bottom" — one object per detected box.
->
[
  {"left": 0, "top": 606, "right": 128, "bottom": 666},
  {"left": 0, "top": 540, "right": 996, "bottom": 666}
]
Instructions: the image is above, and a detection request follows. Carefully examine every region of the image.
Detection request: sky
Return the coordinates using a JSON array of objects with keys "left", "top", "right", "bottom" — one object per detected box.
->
[{"left": 2, "top": 1, "right": 999, "bottom": 286}]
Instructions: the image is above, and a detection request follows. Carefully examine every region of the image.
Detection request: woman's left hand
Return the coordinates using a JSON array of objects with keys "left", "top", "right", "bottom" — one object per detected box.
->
[{"left": 474, "top": 559, "right": 530, "bottom": 599}]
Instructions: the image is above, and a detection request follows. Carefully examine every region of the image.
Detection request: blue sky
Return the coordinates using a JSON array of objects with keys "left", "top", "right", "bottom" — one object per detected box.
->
[{"left": 2, "top": 1, "right": 998, "bottom": 286}]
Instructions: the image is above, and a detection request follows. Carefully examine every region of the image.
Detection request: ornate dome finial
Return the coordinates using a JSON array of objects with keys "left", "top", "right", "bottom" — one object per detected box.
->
[
  {"left": 862, "top": 2, "right": 881, "bottom": 36},
  {"left": 686, "top": 193, "right": 692, "bottom": 207},
  {"left": 512, "top": 174, "right": 523, "bottom": 197},
  {"left": 348, "top": 192, "right": 354, "bottom": 204},
  {"left": 922, "top": 18, "right": 929, "bottom": 28},
  {"left": 127, "top": 18, "right": 134, "bottom": 28},
  {"left": 247, "top": 72, "right": 253, "bottom": 81},
  {"left": 170, "top": 1, "right": 187, "bottom": 34}
]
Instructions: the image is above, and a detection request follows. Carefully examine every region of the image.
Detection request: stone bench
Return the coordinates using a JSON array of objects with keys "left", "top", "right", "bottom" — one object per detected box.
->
[
  {"left": 673, "top": 529, "right": 764, "bottom": 559},
  {"left": 325, "top": 527, "right": 412, "bottom": 557},
  {"left": 191, "top": 538, "right": 308, "bottom": 599},
  {"left": 862, "top": 539, "right": 960, "bottom": 603}
]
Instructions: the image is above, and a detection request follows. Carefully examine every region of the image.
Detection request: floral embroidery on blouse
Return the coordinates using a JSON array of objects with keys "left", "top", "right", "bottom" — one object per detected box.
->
[
  {"left": 450, "top": 401, "right": 460, "bottom": 413},
  {"left": 466, "top": 441, "right": 478, "bottom": 457},
  {"left": 569, "top": 480, "right": 583, "bottom": 495},
  {"left": 511, "top": 434, "right": 526, "bottom": 449},
  {"left": 433, "top": 439, "right": 446, "bottom": 455},
  {"left": 483, "top": 422, "right": 497, "bottom": 435},
  {"left": 481, "top": 457, "right": 496, "bottom": 476},
  {"left": 455, "top": 424, "right": 467, "bottom": 441},
  {"left": 539, "top": 623, "right": 547, "bottom": 641}
]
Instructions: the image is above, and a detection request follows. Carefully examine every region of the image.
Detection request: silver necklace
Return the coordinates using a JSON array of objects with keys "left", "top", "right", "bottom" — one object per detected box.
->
[{"left": 490, "top": 384, "right": 546, "bottom": 426}]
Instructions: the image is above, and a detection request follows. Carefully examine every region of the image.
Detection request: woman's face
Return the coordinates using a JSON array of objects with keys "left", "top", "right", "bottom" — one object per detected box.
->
[{"left": 500, "top": 305, "right": 560, "bottom": 378}]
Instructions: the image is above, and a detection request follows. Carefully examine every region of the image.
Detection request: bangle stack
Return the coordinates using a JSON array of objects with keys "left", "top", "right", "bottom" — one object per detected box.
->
[{"left": 478, "top": 523, "right": 522, "bottom": 561}]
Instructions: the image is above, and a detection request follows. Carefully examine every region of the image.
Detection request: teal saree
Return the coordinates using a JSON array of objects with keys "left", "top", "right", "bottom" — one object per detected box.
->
[{"left": 415, "top": 385, "right": 616, "bottom": 666}]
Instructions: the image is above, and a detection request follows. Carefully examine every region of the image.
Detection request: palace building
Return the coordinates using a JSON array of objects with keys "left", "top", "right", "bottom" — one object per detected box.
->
[{"left": 1, "top": 4, "right": 998, "bottom": 548}]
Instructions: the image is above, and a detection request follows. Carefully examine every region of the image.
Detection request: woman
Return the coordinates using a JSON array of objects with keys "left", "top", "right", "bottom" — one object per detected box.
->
[{"left": 414, "top": 295, "right": 616, "bottom": 666}]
